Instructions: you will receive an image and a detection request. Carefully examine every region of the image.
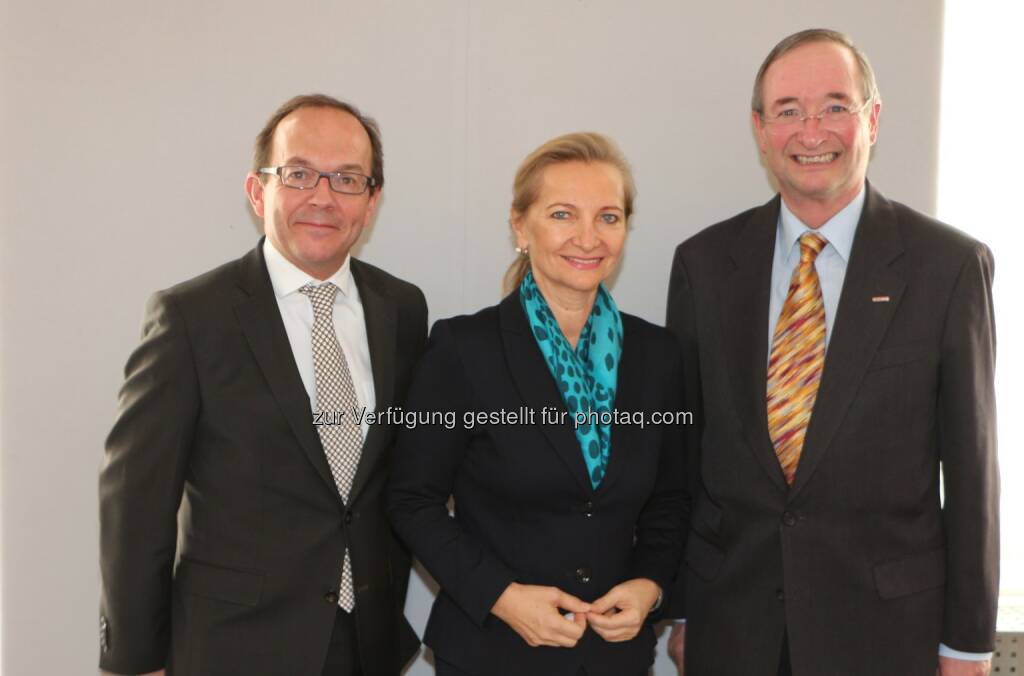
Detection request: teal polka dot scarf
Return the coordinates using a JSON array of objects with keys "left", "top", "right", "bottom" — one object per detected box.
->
[{"left": 519, "top": 270, "right": 623, "bottom": 488}]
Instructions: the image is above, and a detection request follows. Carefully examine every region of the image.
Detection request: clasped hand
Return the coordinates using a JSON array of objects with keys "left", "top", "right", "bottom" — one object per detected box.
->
[{"left": 491, "top": 579, "right": 661, "bottom": 648}]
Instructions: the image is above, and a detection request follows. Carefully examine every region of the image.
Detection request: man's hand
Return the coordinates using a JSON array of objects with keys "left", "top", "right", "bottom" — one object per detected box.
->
[
  {"left": 668, "top": 622, "right": 685, "bottom": 673},
  {"left": 586, "top": 578, "right": 661, "bottom": 643},
  {"left": 491, "top": 582, "right": 590, "bottom": 648},
  {"left": 937, "top": 656, "right": 990, "bottom": 676}
]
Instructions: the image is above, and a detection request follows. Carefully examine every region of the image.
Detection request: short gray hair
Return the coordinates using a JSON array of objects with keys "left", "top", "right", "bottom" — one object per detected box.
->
[{"left": 751, "top": 28, "right": 880, "bottom": 114}]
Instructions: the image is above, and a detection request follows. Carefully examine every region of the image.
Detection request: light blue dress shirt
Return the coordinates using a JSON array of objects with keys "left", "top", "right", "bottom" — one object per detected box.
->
[
  {"left": 765, "top": 188, "right": 991, "bottom": 663},
  {"left": 767, "top": 189, "right": 862, "bottom": 354}
]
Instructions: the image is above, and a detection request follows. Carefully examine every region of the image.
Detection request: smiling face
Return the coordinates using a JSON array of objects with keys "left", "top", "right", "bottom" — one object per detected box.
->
[
  {"left": 753, "top": 40, "right": 880, "bottom": 221},
  {"left": 245, "top": 106, "right": 380, "bottom": 280},
  {"left": 511, "top": 160, "right": 627, "bottom": 304}
]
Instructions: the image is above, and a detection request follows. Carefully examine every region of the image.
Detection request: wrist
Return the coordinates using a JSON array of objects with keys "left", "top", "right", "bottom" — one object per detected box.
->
[
  {"left": 632, "top": 578, "right": 662, "bottom": 609},
  {"left": 491, "top": 582, "right": 521, "bottom": 616}
]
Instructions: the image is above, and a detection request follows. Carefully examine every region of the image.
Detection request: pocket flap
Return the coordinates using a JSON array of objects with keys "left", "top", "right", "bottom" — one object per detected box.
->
[
  {"left": 176, "top": 558, "right": 265, "bottom": 607},
  {"left": 873, "top": 548, "right": 946, "bottom": 600},
  {"left": 693, "top": 499, "right": 723, "bottom": 534},
  {"left": 686, "top": 531, "right": 726, "bottom": 582}
]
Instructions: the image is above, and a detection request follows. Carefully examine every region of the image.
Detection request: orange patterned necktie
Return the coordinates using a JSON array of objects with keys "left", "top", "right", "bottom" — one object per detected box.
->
[{"left": 767, "top": 232, "right": 828, "bottom": 486}]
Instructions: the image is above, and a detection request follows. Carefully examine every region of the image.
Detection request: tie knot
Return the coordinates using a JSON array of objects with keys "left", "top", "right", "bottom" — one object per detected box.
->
[
  {"left": 299, "top": 282, "right": 339, "bottom": 317},
  {"left": 799, "top": 233, "right": 827, "bottom": 262}
]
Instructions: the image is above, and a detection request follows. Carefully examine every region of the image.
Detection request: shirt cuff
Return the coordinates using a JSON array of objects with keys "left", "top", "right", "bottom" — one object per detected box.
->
[{"left": 938, "top": 643, "right": 993, "bottom": 661}]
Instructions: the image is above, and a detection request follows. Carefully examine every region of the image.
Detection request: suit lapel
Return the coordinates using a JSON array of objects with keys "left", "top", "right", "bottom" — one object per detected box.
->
[
  {"left": 346, "top": 259, "right": 398, "bottom": 505},
  {"left": 790, "top": 183, "right": 905, "bottom": 499},
  {"left": 233, "top": 243, "right": 340, "bottom": 499},
  {"left": 499, "top": 294, "right": 594, "bottom": 495},
  {"left": 719, "top": 196, "right": 790, "bottom": 492}
]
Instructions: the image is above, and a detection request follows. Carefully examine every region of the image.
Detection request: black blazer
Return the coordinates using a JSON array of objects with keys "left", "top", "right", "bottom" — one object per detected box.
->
[
  {"left": 99, "top": 240, "right": 427, "bottom": 676},
  {"left": 666, "top": 183, "right": 998, "bottom": 676},
  {"left": 388, "top": 292, "right": 687, "bottom": 676}
]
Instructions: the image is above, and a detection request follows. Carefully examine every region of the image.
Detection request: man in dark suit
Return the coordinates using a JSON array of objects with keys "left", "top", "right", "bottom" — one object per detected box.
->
[
  {"left": 665, "top": 29, "right": 998, "bottom": 676},
  {"left": 99, "top": 94, "right": 427, "bottom": 676}
]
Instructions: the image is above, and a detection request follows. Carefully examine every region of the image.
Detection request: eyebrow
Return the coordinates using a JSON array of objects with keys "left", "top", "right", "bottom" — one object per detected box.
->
[
  {"left": 545, "top": 202, "right": 624, "bottom": 211},
  {"left": 770, "top": 92, "right": 854, "bottom": 108},
  {"left": 281, "top": 156, "right": 367, "bottom": 172}
]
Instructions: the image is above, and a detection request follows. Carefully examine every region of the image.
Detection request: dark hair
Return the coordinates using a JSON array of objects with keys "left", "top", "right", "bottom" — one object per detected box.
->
[
  {"left": 503, "top": 132, "right": 636, "bottom": 294},
  {"left": 752, "top": 28, "right": 880, "bottom": 114},
  {"left": 252, "top": 93, "right": 384, "bottom": 193}
]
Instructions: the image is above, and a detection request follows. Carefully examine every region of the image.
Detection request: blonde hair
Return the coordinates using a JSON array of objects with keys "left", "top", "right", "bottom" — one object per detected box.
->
[{"left": 502, "top": 132, "right": 636, "bottom": 294}]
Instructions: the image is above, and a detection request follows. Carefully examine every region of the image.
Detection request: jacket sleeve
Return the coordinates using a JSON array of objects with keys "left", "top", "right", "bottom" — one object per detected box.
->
[
  {"left": 663, "top": 245, "right": 704, "bottom": 619},
  {"left": 98, "top": 290, "right": 197, "bottom": 673},
  {"left": 629, "top": 340, "right": 688, "bottom": 597},
  {"left": 938, "top": 243, "right": 999, "bottom": 652},
  {"left": 388, "top": 284, "right": 429, "bottom": 616},
  {"left": 387, "top": 319, "right": 518, "bottom": 626}
]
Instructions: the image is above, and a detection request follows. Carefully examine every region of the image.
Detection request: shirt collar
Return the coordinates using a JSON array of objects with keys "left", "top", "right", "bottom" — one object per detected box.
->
[
  {"left": 262, "top": 237, "right": 353, "bottom": 300},
  {"left": 778, "top": 186, "right": 864, "bottom": 263}
]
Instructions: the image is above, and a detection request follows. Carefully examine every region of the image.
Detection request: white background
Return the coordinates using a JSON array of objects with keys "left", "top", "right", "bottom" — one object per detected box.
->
[{"left": 0, "top": 1, "right": 970, "bottom": 673}]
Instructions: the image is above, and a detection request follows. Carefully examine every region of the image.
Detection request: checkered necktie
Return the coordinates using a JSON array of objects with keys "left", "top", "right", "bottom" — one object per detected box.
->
[
  {"left": 767, "top": 233, "right": 827, "bottom": 486},
  {"left": 300, "top": 282, "right": 363, "bottom": 611}
]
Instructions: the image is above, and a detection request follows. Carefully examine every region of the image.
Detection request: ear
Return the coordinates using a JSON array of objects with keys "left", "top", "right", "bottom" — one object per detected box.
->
[
  {"left": 867, "top": 100, "right": 882, "bottom": 146},
  {"left": 245, "top": 172, "right": 266, "bottom": 218},
  {"left": 752, "top": 111, "right": 769, "bottom": 154},
  {"left": 509, "top": 208, "right": 529, "bottom": 249},
  {"left": 362, "top": 186, "right": 383, "bottom": 226}
]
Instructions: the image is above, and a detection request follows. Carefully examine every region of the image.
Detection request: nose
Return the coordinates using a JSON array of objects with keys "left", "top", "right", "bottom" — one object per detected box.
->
[
  {"left": 797, "top": 116, "right": 828, "bottom": 148},
  {"left": 574, "top": 218, "right": 599, "bottom": 250},
  {"left": 308, "top": 175, "right": 335, "bottom": 205}
]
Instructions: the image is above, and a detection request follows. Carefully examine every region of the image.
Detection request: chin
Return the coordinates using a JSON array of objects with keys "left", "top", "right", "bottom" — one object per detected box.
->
[{"left": 563, "top": 275, "right": 606, "bottom": 295}]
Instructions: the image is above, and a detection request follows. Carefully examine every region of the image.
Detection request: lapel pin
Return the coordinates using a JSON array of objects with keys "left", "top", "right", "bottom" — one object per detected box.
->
[{"left": 871, "top": 295, "right": 890, "bottom": 303}]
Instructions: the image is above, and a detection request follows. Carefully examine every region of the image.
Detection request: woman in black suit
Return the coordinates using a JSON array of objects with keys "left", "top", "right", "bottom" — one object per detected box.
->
[{"left": 388, "top": 132, "right": 687, "bottom": 676}]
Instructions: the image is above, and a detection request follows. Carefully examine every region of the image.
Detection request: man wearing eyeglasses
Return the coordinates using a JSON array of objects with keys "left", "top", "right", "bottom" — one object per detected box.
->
[
  {"left": 99, "top": 94, "right": 426, "bottom": 676},
  {"left": 665, "top": 29, "right": 998, "bottom": 676}
]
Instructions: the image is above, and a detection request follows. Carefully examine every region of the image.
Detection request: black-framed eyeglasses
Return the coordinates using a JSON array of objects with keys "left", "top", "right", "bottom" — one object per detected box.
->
[{"left": 258, "top": 165, "right": 376, "bottom": 195}]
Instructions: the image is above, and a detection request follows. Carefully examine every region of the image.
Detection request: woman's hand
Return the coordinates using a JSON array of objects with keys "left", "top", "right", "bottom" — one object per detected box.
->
[
  {"left": 491, "top": 582, "right": 591, "bottom": 648},
  {"left": 586, "top": 578, "right": 661, "bottom": 643}
]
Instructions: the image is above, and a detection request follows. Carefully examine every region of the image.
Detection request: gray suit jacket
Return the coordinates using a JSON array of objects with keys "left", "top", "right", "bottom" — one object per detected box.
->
[
  {"left": 666, "top": 183, "right": 998, "bottom": 676},
  {"left": 99, "top": 240, "right": 427, "bottom": 676}
]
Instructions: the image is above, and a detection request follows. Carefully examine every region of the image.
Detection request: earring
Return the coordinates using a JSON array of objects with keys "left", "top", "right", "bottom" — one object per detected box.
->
[{"left": 514, "top": 246, "right": 529, "bottom": 255}]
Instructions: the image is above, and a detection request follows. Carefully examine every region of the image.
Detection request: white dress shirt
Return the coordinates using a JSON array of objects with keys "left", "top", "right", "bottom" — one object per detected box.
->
[{"left": 263, "top": 238, "right": 376, "bottom": 439}]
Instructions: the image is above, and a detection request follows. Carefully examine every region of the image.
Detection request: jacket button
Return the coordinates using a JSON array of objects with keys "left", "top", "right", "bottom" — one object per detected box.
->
[
  {"left": 782, "top": 511, "right": 798, "bottom": 527},
  {"left": 324, "top": 591, "right": 339, "bottom": 604},
  {"left": 344, "top": 511, "right": 353, "bottom": 525},
  {"left": 583, "top": 501, "right": 594, "bottom": 518},
  {"left": 776, "top": 588, "right": 785, "bottom": 601},
  {"left": 575, "top": 566, "right": 592, "bottom": 584}
]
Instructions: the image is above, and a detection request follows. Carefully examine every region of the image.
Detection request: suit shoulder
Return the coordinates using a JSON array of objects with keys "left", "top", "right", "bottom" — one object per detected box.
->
[
  {"left": 150, "top": 254, "right": 246, "bottom": 309},
  {"left": 621, "top": 312, "right": 680, "bottom": 359},
  {"left": 675, "top": 204, "right": 763, "bottom": 257},
  {"left": 351, "top": 257, "right": 426, "bottom": 307},
  {"left": 890, "top": 199, "right": 991, "bottom": 260},
  {"left": 431, "top": 304, "right": 501, "bottom": 345}
]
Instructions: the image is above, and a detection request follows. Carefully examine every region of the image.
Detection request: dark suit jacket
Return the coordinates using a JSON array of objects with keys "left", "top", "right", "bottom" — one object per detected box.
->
[
  {"left": 665, "top": 183, "right": 998, "bottom": 676},
  {"left": 387, "top": 292, "right": 687, "bottom": 676},
  {"left": 99, "top": 240, "right": 427, "bottom": 676}
]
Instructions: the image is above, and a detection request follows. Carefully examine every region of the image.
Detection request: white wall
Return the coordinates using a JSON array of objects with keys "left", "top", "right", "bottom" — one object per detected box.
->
[{"left": 0, "top": 1, "right": 944, "bottom": 673}]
